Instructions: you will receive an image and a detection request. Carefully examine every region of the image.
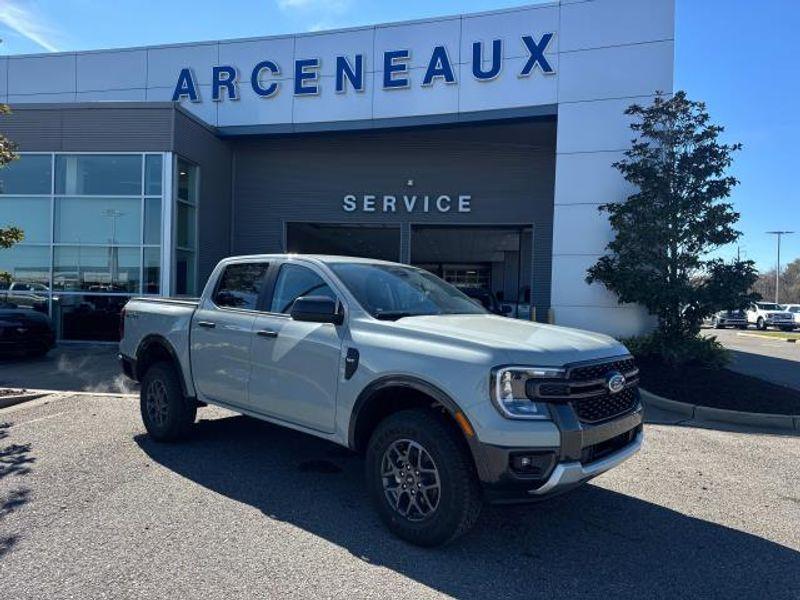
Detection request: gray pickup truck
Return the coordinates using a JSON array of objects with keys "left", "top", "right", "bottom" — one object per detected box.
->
[{"left": 119, "top": 254, "right": 643, "bottom": 546}]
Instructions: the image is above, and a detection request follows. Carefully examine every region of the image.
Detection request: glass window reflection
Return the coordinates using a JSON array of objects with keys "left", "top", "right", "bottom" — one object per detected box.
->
[
  {"left": 0, "top": 197, "right": 51, "bottom": 243},
  {"left": 53, "top": 246, "right": 141, "bottom": 293},
  {"left": 0, "top": 246, "right": 50, "bottom": 287},
  {"left": 55, "top": 197, "right": 141, "bottom": 245},
  {"left": 0, "top": 154, "right": 52, "bottom": 195},
  {"left": 145, "top": 155, "right": 163, "bottom": 196},
  {"left": 144, "top": 247, "right": 160, "bottom": 294},
  {"left": 53, "top": 294, "right": 128, "bottom": 341},
  {"left": 55, "top": 155, "right": 142, "bottom": 196}
]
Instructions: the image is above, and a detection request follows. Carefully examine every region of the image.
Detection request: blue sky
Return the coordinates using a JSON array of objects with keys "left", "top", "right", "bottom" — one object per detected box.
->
[{"left": 1, "top": 0, "right": 797, "bottom": 270}]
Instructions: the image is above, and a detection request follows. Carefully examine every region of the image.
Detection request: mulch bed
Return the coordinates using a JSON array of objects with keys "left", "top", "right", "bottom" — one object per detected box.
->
[{"left": 638, "top": 360, "right": 800, "bottom": 416}]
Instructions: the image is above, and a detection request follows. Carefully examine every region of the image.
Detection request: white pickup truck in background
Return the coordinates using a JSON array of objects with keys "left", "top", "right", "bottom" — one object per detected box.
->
[
  {"left": 119, "top": 254, "right": 643, "bottom": 546},
  {"left": 745, "top": 302, "right": 796, "bottom": 331}
]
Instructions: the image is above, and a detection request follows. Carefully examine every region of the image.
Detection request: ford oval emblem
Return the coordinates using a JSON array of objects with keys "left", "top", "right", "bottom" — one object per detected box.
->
[{"left": 606, "top": 371, "right": 626, "bottom": 394}]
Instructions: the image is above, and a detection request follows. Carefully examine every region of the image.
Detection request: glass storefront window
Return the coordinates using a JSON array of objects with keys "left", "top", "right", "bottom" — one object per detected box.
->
[
  {"left": 0, "top": 245, "right": 50, "bottom": 287},
  {"left": 0, "top": 197, "right": 51, "bottom": 243},
  {"left": 144, "top": 197, "right": 161, "bottom": 245},
  {"left": 177, "top": 159, "right": 198, "bottom": 202},
  {"left": 55, "top": 154, "right": 142, "bottom": 196},
  {"left": 176, "top": 202, "right": 196, "bottom": 249},
  {"left": 55, "top": 197, "right": 141, "bottom": 245},
  {"left": 1, "top": 152, "right": 166, "bottom": 341},
  {"left": 53, "top": 294, "right": 128, "bottom": 342},
  {"left": 0, "top": 154, "right": 52, "bottom": 195},
  {"left": 53, "top": 246, "right": 141, "bottom": 293},
  {"left": 145, "top": 155, "right": 163, "bottom": 196},
  {"left": 144, "top": 247, "right": 160, "bottom": 294},
  {"left": 175, "top": 250, "right": 196, "bottom": 296}
]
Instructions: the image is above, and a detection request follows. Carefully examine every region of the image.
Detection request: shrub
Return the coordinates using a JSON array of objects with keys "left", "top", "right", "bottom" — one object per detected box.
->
[{"left": 622, "top": 331, "right": 729, "bottom": 370}]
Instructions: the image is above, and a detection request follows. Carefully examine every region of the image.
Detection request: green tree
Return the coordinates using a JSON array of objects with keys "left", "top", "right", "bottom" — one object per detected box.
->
[
  {"left": 1, "top": 103, "right": 23, "bottom": 284},
  {"left": 586, "top": 91, "right": 759, "bottom": 340}
]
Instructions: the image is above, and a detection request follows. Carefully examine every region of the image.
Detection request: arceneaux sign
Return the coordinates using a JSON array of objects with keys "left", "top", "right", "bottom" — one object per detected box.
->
[{"left": 172, "top": 34, "right": 555, "bottom": 103}]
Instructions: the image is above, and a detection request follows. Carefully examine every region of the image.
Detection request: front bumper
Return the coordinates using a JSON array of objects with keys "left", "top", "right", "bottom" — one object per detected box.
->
[
  {"left": 475, "top": 395, "right": 644, "bottom": 503},
  {"left": 530, "top": 429, "right": 643, "bottom": 496}
]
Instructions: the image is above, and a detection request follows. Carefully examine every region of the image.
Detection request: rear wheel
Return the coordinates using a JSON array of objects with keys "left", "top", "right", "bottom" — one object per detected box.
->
[
  {"left": 365, "top": 409, "right": 482, "bottom": 547},
  {"left": 757, "top": 317, "right": 766, "bottom": 331},
  {"left": 140, "top": 361, "right": 196, "bottom": 442}
]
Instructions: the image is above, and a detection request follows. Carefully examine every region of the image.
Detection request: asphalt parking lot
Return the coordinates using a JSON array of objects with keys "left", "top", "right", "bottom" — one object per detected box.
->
[
  {"left": 703, "top": 328, "right": 800, "bottom": 390},
  {"left": 1, "top": 393, "right": 798, "bottom": 599}
]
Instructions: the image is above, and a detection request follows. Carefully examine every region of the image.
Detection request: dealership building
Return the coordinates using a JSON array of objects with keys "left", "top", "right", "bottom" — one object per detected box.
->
[{"left": 0, "top": 0, "right": 674, "bottom": 342}]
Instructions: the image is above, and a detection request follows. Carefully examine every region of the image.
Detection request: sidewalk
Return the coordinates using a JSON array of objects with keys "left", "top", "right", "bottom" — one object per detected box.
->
[{"left": 0, "top": 344, "right": 136, "bottom": 394}]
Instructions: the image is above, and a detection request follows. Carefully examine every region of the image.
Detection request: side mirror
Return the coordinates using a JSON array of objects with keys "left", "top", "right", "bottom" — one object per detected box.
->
[
  {"left": 501, "top": 304, "right": 512, "bottom": 315},
  {"left": 290, "top": 296, "right": 344, "bottom": 325}
]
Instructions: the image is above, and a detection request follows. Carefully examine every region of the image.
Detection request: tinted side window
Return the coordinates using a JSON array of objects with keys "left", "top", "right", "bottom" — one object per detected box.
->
[
  {"left": 270, "top": 264, "right": 336, "bottom": 314},
  {"left": 213, "top": 263, "right": 270, "bottom": 310}
]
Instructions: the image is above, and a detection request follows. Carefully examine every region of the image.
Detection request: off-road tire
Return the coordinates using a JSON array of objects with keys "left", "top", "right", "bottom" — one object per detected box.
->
[
  {"left": 365, "top": 409, "right": 482, "bottom": 547},
  {"left": 140, "top": 361, "right": 196, "bottom": 442}
]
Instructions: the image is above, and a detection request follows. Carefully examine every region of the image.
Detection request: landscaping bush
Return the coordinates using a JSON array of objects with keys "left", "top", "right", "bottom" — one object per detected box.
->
[{"left": 623, "top": 331, "right": 729, "bottom": 370}]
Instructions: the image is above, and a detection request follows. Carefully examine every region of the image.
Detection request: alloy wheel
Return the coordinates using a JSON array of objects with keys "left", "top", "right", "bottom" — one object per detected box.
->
[
  {"left": 145, "top": 379, "right": 170, "bottom": 427},
  {"left": 381, "top": 439, "right": 441, "bottom": 522}
]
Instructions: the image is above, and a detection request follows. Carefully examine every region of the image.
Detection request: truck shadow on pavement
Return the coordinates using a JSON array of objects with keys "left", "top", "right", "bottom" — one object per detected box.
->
[{"left": 135, "top": 415, "right": 799, "bottom": 600}]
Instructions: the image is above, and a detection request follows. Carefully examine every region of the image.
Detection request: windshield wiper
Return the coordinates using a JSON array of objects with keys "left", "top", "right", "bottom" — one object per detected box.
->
[{"left": 374, "top": 311, "right": 428, "bottom": 321}]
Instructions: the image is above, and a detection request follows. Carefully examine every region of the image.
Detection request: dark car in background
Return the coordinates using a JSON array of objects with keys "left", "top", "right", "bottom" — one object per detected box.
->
[
  {"left": 0, "top": 301, "right": 56, "bottom": 357},
  {"left": 709, "top": 309, "right": 749, "bottom": 329},
  {"left": 457, "top": 286, "right": 512, "bottom": 316}
]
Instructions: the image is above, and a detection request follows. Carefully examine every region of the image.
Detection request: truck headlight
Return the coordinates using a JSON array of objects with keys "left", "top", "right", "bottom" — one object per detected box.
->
[{"left": 490, "top": 366, "right": 564, "bottom": 420}]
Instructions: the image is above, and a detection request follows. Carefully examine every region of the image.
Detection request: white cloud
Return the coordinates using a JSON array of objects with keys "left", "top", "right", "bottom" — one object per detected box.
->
[
  {"left": 0, "top": 0, "right": 62, "bottom": 52},
  {"left": 276, "top": 0, "right": 354, "bottom": 29},
  {"left": 278, "top": 0, "right": 352, "bottom": 10}
]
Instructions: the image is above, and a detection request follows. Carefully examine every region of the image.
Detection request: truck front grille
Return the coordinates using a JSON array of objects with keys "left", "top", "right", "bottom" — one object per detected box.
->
[
  {"left": 572, "top": 387, "right": 639, "bottom": 424},
  {"left": 526, "top": 356, "right": 640, "bottom": 424}
]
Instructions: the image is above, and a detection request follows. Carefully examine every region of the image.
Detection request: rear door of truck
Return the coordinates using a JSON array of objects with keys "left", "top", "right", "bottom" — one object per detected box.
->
[{"left": 190, "top": 260, "right": 271, "bottom": 408}]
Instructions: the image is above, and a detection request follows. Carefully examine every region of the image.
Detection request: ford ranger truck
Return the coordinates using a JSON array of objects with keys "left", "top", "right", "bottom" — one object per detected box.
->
[{"left": 119, "top": 255, "right": 643, "bottom": 546}]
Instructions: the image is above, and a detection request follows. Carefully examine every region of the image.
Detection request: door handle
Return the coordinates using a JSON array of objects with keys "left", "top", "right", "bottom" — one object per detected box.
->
[
  {"left": 197, "top": 321, "right": 216, "bottom": 329},
  {"left": 256, "top": 329, "right": 279, "bottom": 338}
]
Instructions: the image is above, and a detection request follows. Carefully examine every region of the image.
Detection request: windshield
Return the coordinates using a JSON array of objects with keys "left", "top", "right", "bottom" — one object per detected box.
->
[
  {"left": 757, "top": 303, "right": 782, "bottom": 310},
  {"left": 329, "top": 262, "right": 487, "bottom": 320}
]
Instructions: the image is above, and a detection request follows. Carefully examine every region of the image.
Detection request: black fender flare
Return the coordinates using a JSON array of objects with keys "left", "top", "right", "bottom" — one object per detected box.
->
[
  {"left": 348, "top": 375, "right": 472, "bottom": 450},
  {"left": 135, "top": 334, "right": 191, "bottom": 398}
]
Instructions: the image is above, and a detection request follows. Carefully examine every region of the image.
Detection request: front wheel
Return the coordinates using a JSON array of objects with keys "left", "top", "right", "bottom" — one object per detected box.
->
[
  {"left": 140, "top": 361, "right": 196, "bottom": 442},
  {"left": 365, "top": 410, "right": 482, "bottom": 547},
  {"left": 757, "top": 317, "right": 766, "bottom": 331}
]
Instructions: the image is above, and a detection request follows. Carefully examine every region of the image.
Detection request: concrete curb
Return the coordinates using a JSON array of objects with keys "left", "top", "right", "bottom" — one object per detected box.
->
[
  {"left": 0, "top": 390, "right": 50, "bottom": 410},
  {"left": 736, "top": 332, "right": 799, "bottom": 343},
  {"left": 640, "top": 389, "right": 800, "bottom": 432}
]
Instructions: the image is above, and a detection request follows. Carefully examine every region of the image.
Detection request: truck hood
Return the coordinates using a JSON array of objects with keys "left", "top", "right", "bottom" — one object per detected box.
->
[{"left": 387, "top": 314, "right": 628, "bottom": 366}]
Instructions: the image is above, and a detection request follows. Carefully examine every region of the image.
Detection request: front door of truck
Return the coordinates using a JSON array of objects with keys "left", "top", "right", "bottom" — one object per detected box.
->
[
  {"left": 247, "top": 261, "right": 343, "bottom": 433},
  {"left": 190, "top": 261, "right": 270, "bottom": 407}
]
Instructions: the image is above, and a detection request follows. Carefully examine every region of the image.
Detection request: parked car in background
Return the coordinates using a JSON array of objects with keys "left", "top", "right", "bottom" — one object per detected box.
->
[
  {"left": 457, "top": 286, "right": 512, "bottom": 316},
  {"left": 0, "top": 281, "right": 51, "bottom": 314},
  {"left": 746, "top": 302, "right": 796, "bottom": 331},
  {"left": 782, "top": 304, "right": 800, "bottom": 327},
  {"left": 0, "top": 300, "right": 56, "bottom": 357},
  {"left": 120, "top": 255, "right": 643, "bottom": 546},
  {"left": 710, "top": 310, "right": 747, "bottom": 329},
  {"left": 709, "top": 309, "right": 749, "bottom": 329}
]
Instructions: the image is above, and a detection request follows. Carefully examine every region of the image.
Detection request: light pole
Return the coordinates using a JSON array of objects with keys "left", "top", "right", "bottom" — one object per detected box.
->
[{"left": 766, "top": 231, "right": 794, "bottom": 304}]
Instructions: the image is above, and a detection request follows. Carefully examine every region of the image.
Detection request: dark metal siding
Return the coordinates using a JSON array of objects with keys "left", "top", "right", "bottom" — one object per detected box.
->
[
  {"left": 172, "top": 111, "right": 233, "bottom": 287},
  {"left": 231, "top": 119, "right": 556, "bottom": 316},
  {"left": 0, "top": 104, "right": 174, "bottom": 152}
]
